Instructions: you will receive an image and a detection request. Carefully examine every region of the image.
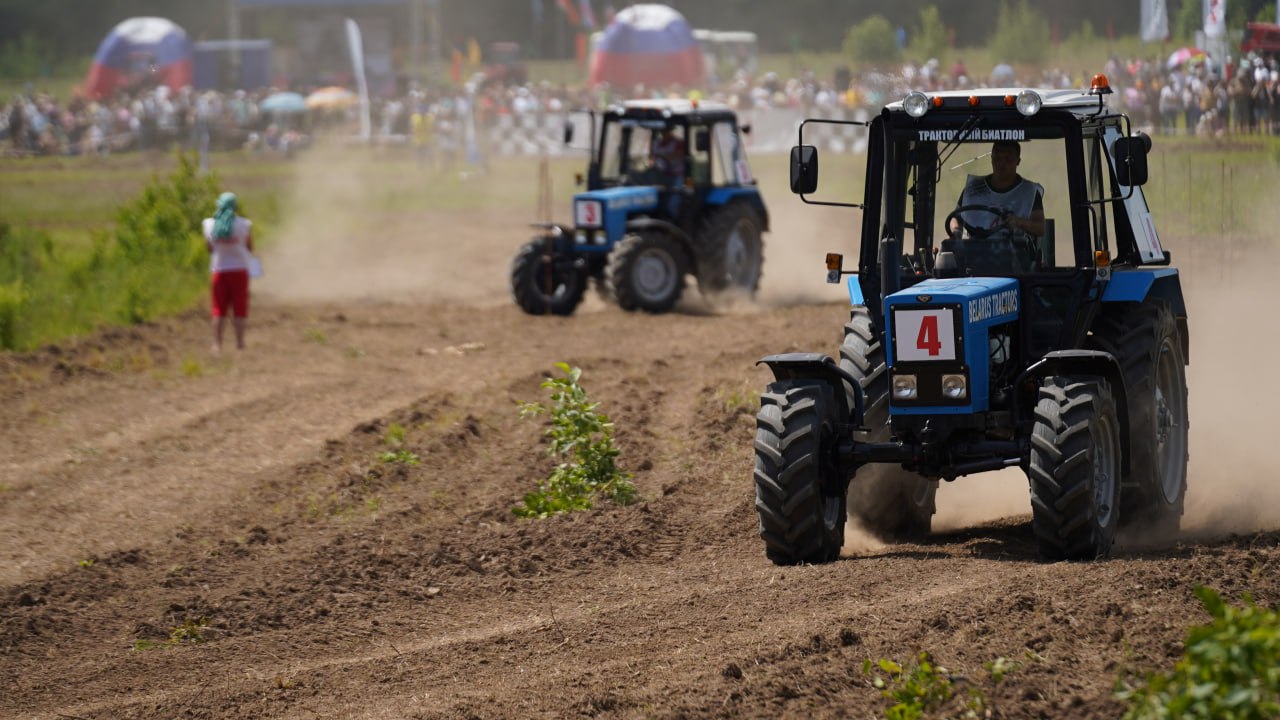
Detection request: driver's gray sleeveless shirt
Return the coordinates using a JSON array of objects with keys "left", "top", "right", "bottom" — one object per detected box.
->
[{"left": 960, "top": 174, "right": 1044, "bottom": 230}]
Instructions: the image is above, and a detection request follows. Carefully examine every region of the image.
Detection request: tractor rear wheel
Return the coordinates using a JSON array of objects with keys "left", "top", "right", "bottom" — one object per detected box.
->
[
  {"left": 754, "top": 381, "right": 847, "bottom": 565},
  {"left": 606, "top": 231, "right": 689, "bottom": 314},
  {"left": 839, "top": 308, "right": 937, "bottom": 539},
  {"left": 1087, "top": 300, "right": 1188, "bottom": 533},
  {"left": 695, "top": 201, "right": 764, "bottom": 297},
  {"left": 510, "top": 238, "right": 586, "bottom": 316},
  {"left": 1028, "top": 376, "right": 1122, "bottom": 561}
]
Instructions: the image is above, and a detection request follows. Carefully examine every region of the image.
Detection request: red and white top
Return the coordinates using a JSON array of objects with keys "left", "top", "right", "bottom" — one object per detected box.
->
[{"left": 201, "top": 216, "right": 253, "bottom": 273}]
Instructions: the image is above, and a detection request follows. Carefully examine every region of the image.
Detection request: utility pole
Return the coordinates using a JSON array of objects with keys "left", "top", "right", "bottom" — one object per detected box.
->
[
  {"left": 409, "top": 0, "right": 422, "bottom": 82},
  {"left": 228, "top": 0, "right": 241, "bottom": 82}
]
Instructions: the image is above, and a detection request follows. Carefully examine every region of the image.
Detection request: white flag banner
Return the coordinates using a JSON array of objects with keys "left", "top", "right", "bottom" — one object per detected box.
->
[
  {"left": 345, "top": 18, "right": 372, "bottom": 141},
  {"left": 1204, "top": 0, "right": 1226, "bottom": 38},
  {"left": 1141, "top": 0, "right": 1170, "bottom": 43}
]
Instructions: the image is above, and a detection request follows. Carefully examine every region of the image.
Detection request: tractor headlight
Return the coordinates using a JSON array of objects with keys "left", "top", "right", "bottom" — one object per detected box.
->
[
  {"left": 574, "top": 229, "right": 588, "bottom": 245},
  {"left": 593, "top": 229, "right": 608, "bottom": 245},
  {"left": 892, "top": 373, "right": 918, "bottom": 400},
  {"left": 903, "top": 91, "right": 929, "bottom": 118},
  {"left": 1015, "top": 90, "right": 1042, "bottom": 116},
  {"left": 941, "top": 374, "right": 968, "bottom": 400}
]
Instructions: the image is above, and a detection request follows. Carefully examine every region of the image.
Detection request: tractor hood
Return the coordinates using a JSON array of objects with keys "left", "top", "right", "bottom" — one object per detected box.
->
[
  {"left": 883, "top": 277, "right": 1020, "bottom": 415},
  {"left": 885, "top": 277, "right": 1020, "bottom": 324},
  {"left": 573, "top": 186, "right": 661, "bottom": 221}
]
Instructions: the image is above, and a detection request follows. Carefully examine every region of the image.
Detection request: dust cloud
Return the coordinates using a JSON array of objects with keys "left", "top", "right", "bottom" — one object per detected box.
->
[{"left": 253, "top": 142, "right": 525, "bottom": 308}]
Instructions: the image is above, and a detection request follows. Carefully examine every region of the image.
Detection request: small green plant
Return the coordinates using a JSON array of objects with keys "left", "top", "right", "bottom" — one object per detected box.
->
[
  {"left": 715, "top": 382, "right": 759, "bottom": 414},
  {"left": 378, "top": 448, "right": 420, "bottom": 465},
  {"left": 181, "top": 357, "right": 203, "bottom": 377},
  {"left": 384, "top": 422, "right": 407, "bottom": 446},
  {"left": 303, "top": 328, "right": 328, "bottom": 344},
  {"left": 132, "top": 617, "right": 208, "bottom": 651},
  {"left": 514, "top": 363, "right": 636, "bottom": 518},
  {"left": 863, "top": 651, "right": 991, "bottom": 719},
  {"left": 1116, "top": 586, "right": 1280, "bottom": 720},
  {"left": 77, "top": 558, "right": 95, "bottom": 569}
]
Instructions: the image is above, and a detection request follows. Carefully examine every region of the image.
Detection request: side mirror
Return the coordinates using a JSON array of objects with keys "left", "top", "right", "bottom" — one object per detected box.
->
[
  {"left": 1112, "top": 132, "right": 1151, "bottom": 187},
  {"left": 695, "top": 129, "right": 710, "bottom": 153},
  {"left": 790, "top": 145, "right": 819, "bottom": 194},
  {"left": 563, "top": 121, "right": 574, "bottom": 145}
]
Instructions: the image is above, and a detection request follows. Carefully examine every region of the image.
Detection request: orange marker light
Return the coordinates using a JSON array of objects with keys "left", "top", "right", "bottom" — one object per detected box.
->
[
  {"left": 1090, "top": 73, "right": 1112, "bottom": 94},
  {"left": 1003, "top": 95, "right": 1016, "bottom": 106},
  {"left": 1095, "top": 250, "right": 1111, "bottom": 267},
  {"left": 968, "top": 95, "right": 980, "bottom": 107},
  {"left": 826, "top": 253, "right": 844, "bottom": 271},
  {"left": 932, "top": 96, "right": 944, "bottom": 107}
]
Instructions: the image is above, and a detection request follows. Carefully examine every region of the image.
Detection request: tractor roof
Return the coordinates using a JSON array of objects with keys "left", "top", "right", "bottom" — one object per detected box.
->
[
  {"left": 610, "top": 98, "right": 738, "bottom": 124},
  {"left": 884, "top": 85, "right": 1123, "bottom": 121}
]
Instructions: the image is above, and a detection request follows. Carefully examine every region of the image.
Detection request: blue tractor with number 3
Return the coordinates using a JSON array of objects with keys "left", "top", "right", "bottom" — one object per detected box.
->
[
  {"left": 754, "top": 75, "right": 1190, "bottom": 563},
  {"left": 510, "top": 99, "right": 768, "bottom": 315}
]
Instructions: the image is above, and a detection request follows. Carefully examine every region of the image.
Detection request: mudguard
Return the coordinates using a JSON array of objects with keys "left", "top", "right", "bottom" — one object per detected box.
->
[
  {"left": 757, "top": 353, "right": 864, "bottom": 427},
  {"left": 704, "top": 187, "right": 770, "bottom": 231},
  {"left": 1101, "top": 268, "right": 1189, "bottom": 361},
  {"left": 1017, "top": 349, "right": 1131, "bottom": 474}
]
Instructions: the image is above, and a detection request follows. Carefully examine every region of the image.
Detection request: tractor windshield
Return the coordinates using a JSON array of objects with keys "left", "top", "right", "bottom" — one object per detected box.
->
[
  {"left": 886, "top": 129, "right": 1079, "bottom": 278},
  {"left": 599, "top": 119, "right": 687, "bottom": 187}
]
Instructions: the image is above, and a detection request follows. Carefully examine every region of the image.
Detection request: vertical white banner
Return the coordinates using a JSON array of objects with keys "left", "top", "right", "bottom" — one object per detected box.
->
[
  {"left": 1141, "top": 0, "right": 1170, "bottom": 43},
  {"left": 345, "top": 18, "right": 372, "bottom": 141},
  {"left": 1204, "top": 0, "right": 1226, "bottom": 38}
]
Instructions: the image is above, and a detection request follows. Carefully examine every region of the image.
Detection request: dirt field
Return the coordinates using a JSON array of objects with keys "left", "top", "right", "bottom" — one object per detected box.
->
[{"left": 2, "top": 149, "right": 1279, "bottom": 719}]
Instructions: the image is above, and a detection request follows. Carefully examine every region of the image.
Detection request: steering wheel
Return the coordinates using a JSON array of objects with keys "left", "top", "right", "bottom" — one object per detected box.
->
[{"left": 944, "top": 204, "right": 1012, "bottom": 241}]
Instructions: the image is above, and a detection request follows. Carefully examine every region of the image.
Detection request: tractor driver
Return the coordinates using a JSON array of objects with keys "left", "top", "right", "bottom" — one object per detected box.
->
[
  {"left": 950, "top": 140, "right": 1045, "bottom": 272},
  {"left": 651, "top": 126, "right": 687, "bottom": 186}
]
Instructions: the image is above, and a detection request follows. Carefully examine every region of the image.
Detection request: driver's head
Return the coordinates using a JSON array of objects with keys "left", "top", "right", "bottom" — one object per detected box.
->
[{"left": 990, "top": 140, "right": 1021, "bottom": 180}]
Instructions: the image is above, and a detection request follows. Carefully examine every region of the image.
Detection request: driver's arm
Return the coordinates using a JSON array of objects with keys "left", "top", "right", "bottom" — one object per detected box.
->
[{"left": 1007, "top": 191, "right": 1045, "bottom": 236}]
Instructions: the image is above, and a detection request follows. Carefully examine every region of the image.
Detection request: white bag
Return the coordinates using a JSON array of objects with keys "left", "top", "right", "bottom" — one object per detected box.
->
[{"left": 247, "top": 255, "right": 264, "bottom": 279}]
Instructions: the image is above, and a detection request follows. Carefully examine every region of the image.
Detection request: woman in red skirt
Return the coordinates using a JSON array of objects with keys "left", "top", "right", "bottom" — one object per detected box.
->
[{"left": 201, "top": 192, "right": 255, "bottom": 352}]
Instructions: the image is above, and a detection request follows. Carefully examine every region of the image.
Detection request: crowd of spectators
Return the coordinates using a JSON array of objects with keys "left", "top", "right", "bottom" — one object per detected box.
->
[{"left": 4, "top": 50, "right": 1279, "bottom": 159}]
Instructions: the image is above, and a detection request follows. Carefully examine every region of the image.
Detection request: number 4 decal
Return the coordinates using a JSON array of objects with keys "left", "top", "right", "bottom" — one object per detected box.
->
[
  {"left": 894, "top": 308, "right": 957, "bottom": 362},
  {"left": 916, "top": 315, "right": 941, "bottom": 356}
]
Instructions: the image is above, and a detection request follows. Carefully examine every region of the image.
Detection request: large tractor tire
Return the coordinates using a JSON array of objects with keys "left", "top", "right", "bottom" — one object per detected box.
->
[
  {"left": 606, "top": 231, "right": 689, "bottom": 314},
  {"left": 839, "top": 308, "right": 937, "bottom": 539},
  {"left": 695, "top": 201, "right": 764, "bottom": 297},
  {"left": 510, "top": 238, "right": 587, "bottom": 316},
  {"left": 754, "top": 380, "right": 847, "bottom": 565},
  {"left": 1086, "top": 299, "right": 1189, "bottom": 533},
  {"left": 1028, "top": 376, "right": 1122, "bottom": 560}
]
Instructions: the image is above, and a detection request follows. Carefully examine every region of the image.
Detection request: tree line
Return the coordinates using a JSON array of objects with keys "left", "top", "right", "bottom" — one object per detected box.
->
[{"left": 1, "top": 0, "right": 1277, "bottom": 75}]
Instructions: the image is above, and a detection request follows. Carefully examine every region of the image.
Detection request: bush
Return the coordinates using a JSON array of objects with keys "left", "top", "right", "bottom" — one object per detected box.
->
[
  {"left": 0, "top": 151, "right": 222, "bottom": 351},
  {"left": 1117, "top": 586, "right": 1280, "bottom": 720},
  {"left": 843, "top": 15, "right": 901, "bottom": 69},
  {"left": 514, "top": 363, "right": 636, "bottom": 519},
  {"left": 989, "top": 0, "right": 1050, "bottom": 66}
]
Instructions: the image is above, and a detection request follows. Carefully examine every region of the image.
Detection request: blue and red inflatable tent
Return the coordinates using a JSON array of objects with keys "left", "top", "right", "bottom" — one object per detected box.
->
[
  {"left": 588, "top": 4, "right": 704, "bottom": 90},
  {"left": 84, "top": 17, "right": 193, "bottom": 100}
]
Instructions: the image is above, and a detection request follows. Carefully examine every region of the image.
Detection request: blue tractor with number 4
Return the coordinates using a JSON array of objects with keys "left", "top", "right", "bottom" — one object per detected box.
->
[
  {"left": 510, "top": 99, "right": 768, "bottom": 315},
  {"left": 755, "top": 75, "right": 1190, "bottom": 563}
]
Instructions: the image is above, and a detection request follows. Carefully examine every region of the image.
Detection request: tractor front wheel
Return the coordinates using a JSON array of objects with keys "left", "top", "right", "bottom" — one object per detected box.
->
[
  {"left": 754, "top": 381, "right": 848, "bottom": 565},
  {"left": 1028, "top": 376, "right": 1122, "bottom": 561},
  {"left": 510, "top": 238, "right": 587, "bottom": 316}
]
